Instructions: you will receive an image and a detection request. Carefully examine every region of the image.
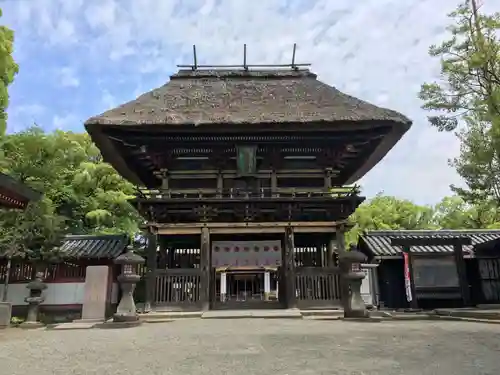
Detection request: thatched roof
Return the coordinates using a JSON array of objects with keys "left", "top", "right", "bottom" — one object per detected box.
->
[{"left": 85, "top": 69, "right": 411, "bottom": 127}]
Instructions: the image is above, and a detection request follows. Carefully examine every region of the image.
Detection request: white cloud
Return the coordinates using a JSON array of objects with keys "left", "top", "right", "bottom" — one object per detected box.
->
[
  {"left": 6, "top": 0, "right": 499, "bottom": 204},
  {"left": 58, "top": 67, "right": 80, "bottom": 87},
  {"left": 51, "top": 114, "right": 79, "bottom": 131},
  {"left": 101, "top": 90, "right": 117, "bottom": 109},
  {"left": 8, "top": 104, "right": 46, "bottom": 132}
]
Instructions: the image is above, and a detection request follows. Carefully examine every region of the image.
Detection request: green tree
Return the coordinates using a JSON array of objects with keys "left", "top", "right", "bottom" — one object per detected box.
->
[
  {"left": 419, "top": 0, "right": 500, "bottom": 131},
  {"left": 346, "top": 194, "right": 436, "bottom": 244},
  {"left": 419, "top": 0, "right": 500, "bottom": 205},
  {"left": 0, "top": 8, "right": 19, "bottom": 136},
  {"left": 0, "top": 127, "right": 142, "bottom": 241},
  {"left": 433, "top": 195, "right": 500, "bottom": 229},
  {"left": 451, "top": 114, "right": 500, "bottom": 204}
]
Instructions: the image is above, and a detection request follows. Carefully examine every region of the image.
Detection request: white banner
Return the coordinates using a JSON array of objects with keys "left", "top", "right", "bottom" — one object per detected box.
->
[{"left": 211, "top": 241, "right": 282, "bottom": 267}]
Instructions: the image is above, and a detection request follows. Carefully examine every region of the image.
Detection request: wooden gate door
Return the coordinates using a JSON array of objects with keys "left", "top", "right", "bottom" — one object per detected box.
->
[
  {"left": 295, "top": 266, "right": 342, "bottom": 309},
  {"left": 478, "top": 258, "right": 500, "bottom": 303},
  {"left": 153, "top": 268, "right": 204, "bottom": 310}
]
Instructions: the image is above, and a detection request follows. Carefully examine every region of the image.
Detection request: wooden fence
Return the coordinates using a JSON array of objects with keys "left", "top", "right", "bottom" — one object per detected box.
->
[{"left": 0, "top": 261, "right": 99, "bottom": 283}]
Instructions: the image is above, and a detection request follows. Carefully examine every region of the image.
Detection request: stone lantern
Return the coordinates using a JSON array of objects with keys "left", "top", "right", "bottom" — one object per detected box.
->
[
  {"left": 113, "top": 245, "right": 145, "bottom": 324},
  {"left": 21, "top": 271, "right": 47, "bottom": 328},
  {"left": 338, "top": 246, "right": 368, "bottom": 319}
]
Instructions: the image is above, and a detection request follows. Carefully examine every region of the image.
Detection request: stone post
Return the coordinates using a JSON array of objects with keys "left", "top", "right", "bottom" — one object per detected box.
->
[
  {"left": 220, "top": 272, "right": 227, "bottom": 302},
  {"left": 21, "top": 271, "right": 47, "bottom": 328},
  {"left": 113, "top": 246, "right": 145, "bottom": 326},
  {"left": 338, "top": 246, "right": 368, "bottom": 319},
  {"left": 264, "top": 271, "right": 271, "bottom": 301}
]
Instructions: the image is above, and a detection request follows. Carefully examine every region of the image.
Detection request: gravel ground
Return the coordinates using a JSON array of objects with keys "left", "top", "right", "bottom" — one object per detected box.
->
[{"left": 1, "top": 319, "right": 499, "bottom": 375}]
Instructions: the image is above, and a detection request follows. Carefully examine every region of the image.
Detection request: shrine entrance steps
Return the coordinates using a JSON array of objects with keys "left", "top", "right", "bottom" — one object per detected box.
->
[{"left": 139, "top": 308, "right": 342, "bottom": 322}]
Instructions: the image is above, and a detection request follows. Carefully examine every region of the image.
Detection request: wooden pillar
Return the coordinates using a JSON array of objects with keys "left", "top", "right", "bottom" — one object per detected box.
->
[
  {"left": 335, "top": 226, "right": 345, "bottom": 253},
  {"left": 200, "top": 227, "right": 211, "bottom": 311},
  {"left": 316, "top": 241, "right": 324, "bottom": 267},
  {"left": 453, "top": 243, "right": 471, "bottom": 306},
  {"left": 271, "top": 169, "right": 277, "bottom": 196},
  {"left": 217, "top": 171, "right": 223, "bottom": 198},
  {"left": 160, "top": 169, "right": 170, "bottom": 197},
  {"left": 336, "top": 226, "right": 350, "bottom": 310},
  {"left": 327, "top": 234, "right": 336, "bottom": 267},
  {"left": 284, "top": 226, "right": 296, "bottom": 309},
  {"left": 144, "top": 230, "right": 157, "bottom": 312},
  {"left": 324, "top": 168, "right": 332, "bottom": 189}
]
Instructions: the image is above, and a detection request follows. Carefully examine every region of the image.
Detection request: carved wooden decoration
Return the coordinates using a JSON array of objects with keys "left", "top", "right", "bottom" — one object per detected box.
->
[{"left": 317, "top": 148, "right": 346, "bottom": 169}]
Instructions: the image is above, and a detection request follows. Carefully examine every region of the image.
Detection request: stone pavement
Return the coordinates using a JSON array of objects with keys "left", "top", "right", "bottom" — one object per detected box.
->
[
  {"left": 434, "top": 308, "right": 500, "bottom": 320},
  {"left": 1, "top": 319, "right": 499, "bottom": 375}
]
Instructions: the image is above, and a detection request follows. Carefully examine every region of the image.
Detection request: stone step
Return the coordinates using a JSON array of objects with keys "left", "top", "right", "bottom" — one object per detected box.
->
[
  {"left": 300, "top": 309, "right": 344, "bottom": 317},
  {"left": 139, "top": 311, "right": 202, "bottom": 322},
  {"left": 202, "top": 309, "right": 303, "bottom": 319}
]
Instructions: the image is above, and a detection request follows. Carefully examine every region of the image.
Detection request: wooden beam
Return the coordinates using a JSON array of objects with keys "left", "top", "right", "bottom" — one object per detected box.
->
[
  {"left": 390, "top": 237, "right": 472, "bottom": 247},
  {"left": 209, "top": 227, "right": 285, "bottom": 234},
  {"left": 152, "top": 221, "right": 346, "bottom": 229},
  {"left": 157, "top": 228, "right": 202, "bottom": 235},
  {"left": 156, "top": 225, "right": 339, "bottom": 235},
  {"left": 293, "top": 227, "right": 339, "bottom": 233}
]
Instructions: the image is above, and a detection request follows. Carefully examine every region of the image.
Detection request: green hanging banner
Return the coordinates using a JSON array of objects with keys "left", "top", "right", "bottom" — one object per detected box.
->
[{"left": 236, "top": 145, "right": 257, "bottom": 176}]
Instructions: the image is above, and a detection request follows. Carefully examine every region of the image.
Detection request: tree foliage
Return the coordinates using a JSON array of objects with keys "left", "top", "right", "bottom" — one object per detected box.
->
[
  {"left": 345, "top": 194, "right": 500, "bottom": 244},
  {"left": 419, "top": 0, "right": 500, "bottom": 205},
  {"left": 451, "top": 114, "right": 500, "bottom": 204},
  {"left": 346, "top": 195, "right": 436, "bottom": 244},
  {"left": 0, "top": 8, "right": 19, "bottom": 136},
  {"left": 0, "top": 127, "right": 142, "bottom": 259},
  {"left": 419, "top": 0, "right": 500, "bottom": 131}
]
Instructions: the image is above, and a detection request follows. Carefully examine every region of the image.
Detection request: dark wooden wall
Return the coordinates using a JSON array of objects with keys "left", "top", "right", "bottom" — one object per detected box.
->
[{"left": 377, "top": 258, "right": 474, "bottom": 310}]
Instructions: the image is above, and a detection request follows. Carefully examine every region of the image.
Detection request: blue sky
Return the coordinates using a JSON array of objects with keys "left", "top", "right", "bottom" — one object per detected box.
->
[{"left": 3, "top": 0, "right": 499, "bottom": 205}]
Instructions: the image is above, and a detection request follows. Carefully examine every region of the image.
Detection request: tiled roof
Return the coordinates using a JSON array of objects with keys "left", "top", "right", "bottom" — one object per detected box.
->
[
  {"left": 358, "top": 230, "right": 500, "bottom": 257},
  {"left": 60, "top": 234, "right": 129, "bottom": 259}
]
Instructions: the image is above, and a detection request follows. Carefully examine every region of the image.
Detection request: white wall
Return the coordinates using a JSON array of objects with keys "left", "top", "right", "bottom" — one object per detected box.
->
[
  {"left": 360, "top": 265, "right": 378, "bottom": 307},
  {"left": 0, "top": 282, "right": 119, "bottom": 306}
]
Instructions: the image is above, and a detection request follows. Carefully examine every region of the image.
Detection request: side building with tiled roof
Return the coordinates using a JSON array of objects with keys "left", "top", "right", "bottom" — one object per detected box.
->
[{"left": 357, "top": 230, "right": 500, "bottom": 310}]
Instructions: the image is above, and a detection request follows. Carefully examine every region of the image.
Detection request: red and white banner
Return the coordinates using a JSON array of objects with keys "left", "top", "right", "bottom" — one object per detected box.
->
[
  {"left": 211, "top": 241, "right": 282, "bottom": 267},
  {"left": 403, "top": 252, "right": 413, "bottom": 302}
]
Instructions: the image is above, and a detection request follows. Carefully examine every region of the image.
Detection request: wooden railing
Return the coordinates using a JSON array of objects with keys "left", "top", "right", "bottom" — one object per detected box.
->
[
  {"left": 0, "top": 261, "right": 88, "bottom": 283},
  {"left": 153, "top": 269, "right": 202, "bottom": 307},
  {"left": 136, "top": 186, "right": 360, "bottom": 201},
  {"left": 295, "top": 267, "right": 342, "bottom": 308}
]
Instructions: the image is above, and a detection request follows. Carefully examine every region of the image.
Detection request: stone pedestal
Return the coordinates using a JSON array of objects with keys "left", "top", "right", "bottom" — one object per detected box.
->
[
  {"left": 112, "top": 246, "right": 145, "bottom": 326},
  {"left": 0, "top": 302, "right": 12, "bottom": 329},
  {"left": 114, "top": 274, "right": 141, "bottom": 322},
  {"left": 344, "top": 272, "right": 369, "bottom": 318},
  {"left": 339, "top": 249, "right": 369, "bottom": 319},
  {"left": 21, "top": 272, "right": 47, "bottom": 329}
]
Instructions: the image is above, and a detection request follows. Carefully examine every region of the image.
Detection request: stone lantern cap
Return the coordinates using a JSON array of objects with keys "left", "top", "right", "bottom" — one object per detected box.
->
[
  {"left": 114, "top": 245, "right": 145, "bottom": 265},
  {"left": 26, "top": 272, "right": 47, "bottom": 291},
  {"left": 338, "top": 247, "right": 367, "bottom": 263}
]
